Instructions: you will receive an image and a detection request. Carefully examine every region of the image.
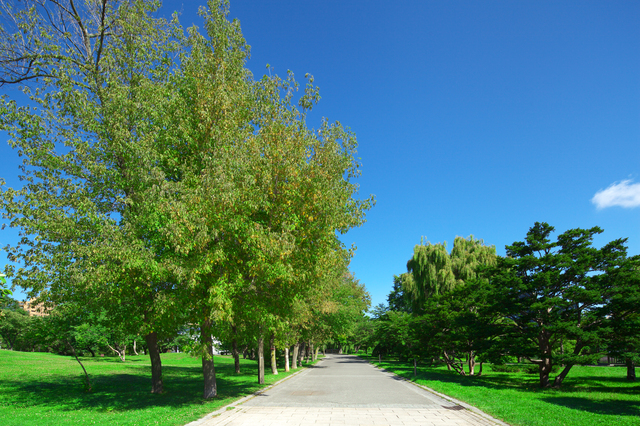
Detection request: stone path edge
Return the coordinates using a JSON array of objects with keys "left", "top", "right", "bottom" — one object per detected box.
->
[
  {"left": 184, "top": 359, "right": 323, "bottom": 426},
  {"left": 361, "top": 357, "right": 511, "bottom": 426}
]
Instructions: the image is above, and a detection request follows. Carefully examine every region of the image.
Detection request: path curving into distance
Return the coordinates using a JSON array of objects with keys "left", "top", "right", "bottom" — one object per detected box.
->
[{"left": 190, "top": 354, "right": 508, "bottom": 426}]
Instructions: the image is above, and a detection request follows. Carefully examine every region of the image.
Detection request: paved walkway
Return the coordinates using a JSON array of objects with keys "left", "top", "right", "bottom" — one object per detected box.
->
[{"left": 189, "top": 355, "right": 508, "bottom": 426}]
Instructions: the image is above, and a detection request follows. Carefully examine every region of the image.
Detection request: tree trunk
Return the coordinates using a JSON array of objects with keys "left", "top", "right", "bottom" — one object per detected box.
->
[
  {"left": 242, "top": 345, "right": 248, "bottom": 359},
  {"left": 133, "top": 339, "right": 138, "bottom": 356},
  {"left": 552, "top": 364, "right": 574, "bottom": 387},
  {"left": 551, "top": 340, "right": 582, "bottom": 388},
  {"left": 538, "top": 359, "right": 552, "bottom": 388},
  {"left": 443, "top": 351, "right": 466, "bottom": 376},
  {"left": 85, "top": 347, "right": 96, "bottom": 357},
  {"left": 413, "top": 358, "right": 417, "bottom": 377},
  {"left": 538, "top": 331, "right": 552, "bottom": 388},
  {"left": 314, "top": 346, "right": 319, "bottom": 361},
  {"left": 66, "top": 340, "right": 92, "bottom": 392},
  {"left": 468, "top": 351, "right": 475, "bottom": 376},
  {"left": 107, "top": 343, "right": 126, "bottom": 362},
  {"left": 478, "top": 362, "right": 483, "bottom": 376},
  {"left": 201, "top": 319, "right": 217, "bottom": 399},
  {"left": 145, "top": 331, "right": 163, "bottom": 394},
  {"left": 307, "top": 342, "right": 313, "bottom": 363},
  {"left": 258, "top": 335, "right": 265, "bottom": 384},
  {"left": 299, "top": 341, "right": 306, "bottom": 365},
  {"left": 270, "top": 334, "right": 278, "bottom": 375},
  {"left": 292, "top": 343, "right": 299, "bottom": 369},
  {"left": 626, "top": 357, "right": 636, "bottom": 381},
  {"left": 284, "top": 347, "right": 290, "bottom": 372},
  {"left": 443, "top": 351, "right": 452, "bottom": 371},
  {"left": 232, "top": 326, "right": 240, "bottom": 374}
]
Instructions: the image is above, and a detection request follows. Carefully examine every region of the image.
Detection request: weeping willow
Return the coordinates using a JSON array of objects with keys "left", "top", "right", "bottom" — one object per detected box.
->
[{"left": 405, "top": 235, "right": 496, "bottom": 313}]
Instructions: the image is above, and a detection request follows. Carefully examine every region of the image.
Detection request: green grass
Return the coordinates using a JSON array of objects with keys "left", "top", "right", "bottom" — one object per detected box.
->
[
  {"left": 359, "top": 354, "right": 640, "bottom": 426},
  {"left": 0, "top": 350, "right": 316, "bottom": 426}
]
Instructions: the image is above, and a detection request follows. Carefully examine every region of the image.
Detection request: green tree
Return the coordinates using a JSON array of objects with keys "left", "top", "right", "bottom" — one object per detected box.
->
[
  {"left": 373, "top": 310, "right": 419, "bottom": 360},
  {"left": 400, "top": 235, "right": 496, "bottom": 372},
  {"left": 1, "top": 0, "right": 373, "bottom": 399},
  {"left": 405, "top": 236, "right": 496, "bottom": 313},
  {"left": 416, "top": 276, "right": 504, "bottom": 376},
  {"left": 602, "top": 255, "right": 640, "bottom": 381},
  {"left": 0, "top": 298, "right": 32, "bottom": 350},
  {"left": 488, "top": 222, "right": 628, "bottom": 388},
  {"left": 0, "top": 0, "right": 187, "bottom": 394},
  {"left": 387, "top": 274, "right": 412, "bottom": 313}
]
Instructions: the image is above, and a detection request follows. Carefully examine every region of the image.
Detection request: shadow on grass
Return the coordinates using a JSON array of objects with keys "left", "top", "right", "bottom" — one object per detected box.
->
[
  {"left": 359, "top": 355, "right": 640, "bottom": 418},
  {"left": 73, "top": 356, "right": 149, "bottom": 364},
  {"left": 1, "top": 362, "right": 279, "bottom": 414},
  {"left": 542, "top": 396, "right": 640, "bottom": 417},
  {"left": 362, "top": 358, "right": 640, "bottom": 394}
]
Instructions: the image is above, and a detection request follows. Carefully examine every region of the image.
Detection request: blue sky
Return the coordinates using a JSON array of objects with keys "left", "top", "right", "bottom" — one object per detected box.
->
[{"left": 2, "top": 0, "right": 639, "bottom": 308}]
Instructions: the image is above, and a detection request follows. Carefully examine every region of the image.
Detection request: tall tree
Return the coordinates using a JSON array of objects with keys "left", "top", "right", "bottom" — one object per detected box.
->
[
  {"left": 602, "top": 255, "right": 640, "bottom": 381},
  {"left": 404, "top": 236, "right": 496, "bottom": 313},
  {"left": 387, "top": 274, "right": 412, "bottom": 313},
  {"left": 0, "top": 0, "right": 188, "bottom": 394},
  {"left": 488, "top": 222, "right": 628, "bottom": 388}
]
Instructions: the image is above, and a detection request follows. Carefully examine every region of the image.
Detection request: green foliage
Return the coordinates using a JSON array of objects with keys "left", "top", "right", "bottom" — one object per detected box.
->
[
  {"left": 373, "top": 311, "right": 419, "bottom": 360},
  {"left": 0, "top": 300, "right": 33, "bottom": 350},
  {"left": 0, "top": 0, "right": 372, "bottom": 396},
  {"left": 379, "top": 223, "right": 640, "bottom": 388},
  {"left": 405, "top": 235, "right": 496, "bottom": 313},
  {"left": 0, "top": 274, "right": 10, "bottom": 299},
  {"left": 388, "top": 235, "right": 497, "bottom": 374},
  {"left": 602, "top": 255, "right": 640, "bottom": 365},
  {"left": 487, "top": 222, "right": 630, "bottom": 387},
  {"left": 387, "top": 274, "right": 412, "bottom": 313}
]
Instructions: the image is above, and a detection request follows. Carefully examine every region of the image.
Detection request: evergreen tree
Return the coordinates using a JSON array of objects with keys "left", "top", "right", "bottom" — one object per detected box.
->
[{"left": 488, "top": 222, "right": 629, "bottom": 388}]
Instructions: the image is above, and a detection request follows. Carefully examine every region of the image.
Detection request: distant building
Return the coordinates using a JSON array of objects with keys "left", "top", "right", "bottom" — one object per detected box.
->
[{"left": 21, "top": 299, "right": 50, "bottom": 317}]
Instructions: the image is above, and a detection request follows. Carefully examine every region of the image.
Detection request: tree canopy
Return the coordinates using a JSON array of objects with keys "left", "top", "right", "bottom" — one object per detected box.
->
[{"left": 0, "top": 0, "right": 373, "bottom": 397}]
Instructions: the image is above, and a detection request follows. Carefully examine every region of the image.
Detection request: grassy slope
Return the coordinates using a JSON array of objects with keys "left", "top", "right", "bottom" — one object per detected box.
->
[
  {"left": 0, "top": 350, "right": 311, "bottom": 426},
  {"left": 359, "top": 355, "right": 640, "bottom": 426}
]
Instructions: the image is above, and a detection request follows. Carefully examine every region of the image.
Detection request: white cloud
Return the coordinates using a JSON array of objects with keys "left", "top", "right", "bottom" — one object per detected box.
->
[{"left": 592, "top": 180, "right": 640, "bottom": 209}]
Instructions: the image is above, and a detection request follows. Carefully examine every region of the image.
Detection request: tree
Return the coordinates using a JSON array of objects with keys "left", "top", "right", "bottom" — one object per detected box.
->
[
  {"left": 373, "top": 310, "right": 419, "bottom": 361},
  {"left": 319, "top": 272, "right": 371, "bottom": 354},
  {"left": 400, "top": 235, "right": 497, "bottom": 372},
  {"left": 405, "top": 236, "right": 496, "bottom": 313},
  {"left": 1, "top": 0, "right": 373, "bottom": 399},
  {"left": 0, "top": 0, "right": 189, "bottom": 394},
  {"left": 488, "top": 222, "right": 629, "bottom": 388},
  {"left": 416, "top": 276, "right": 503, "bottom": 376},
  {"left": 387, "top": 274, "right": 412, "bottom": 313},
  {"left": 602, "top": 255, "right": 640, "bottom": 381},
  {"left": 0, "top": 298, "right": 32, "bottom": 350}
]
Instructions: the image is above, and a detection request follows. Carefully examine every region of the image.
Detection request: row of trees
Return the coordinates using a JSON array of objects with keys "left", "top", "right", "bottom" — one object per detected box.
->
[
  {"left": 372, "top": 223, "right": 640, "bottom": 388},
  {"left": 0, "top": 0, "right": 372, "bottom": 398}
]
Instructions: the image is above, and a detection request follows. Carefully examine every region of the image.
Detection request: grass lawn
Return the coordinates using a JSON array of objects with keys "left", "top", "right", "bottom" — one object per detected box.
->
[
  {"left": 359, "top": 354, "right": 640, "bottom": 426},
  {"left": 0, "top": 349, "right": 315, "bottom": 426}
]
